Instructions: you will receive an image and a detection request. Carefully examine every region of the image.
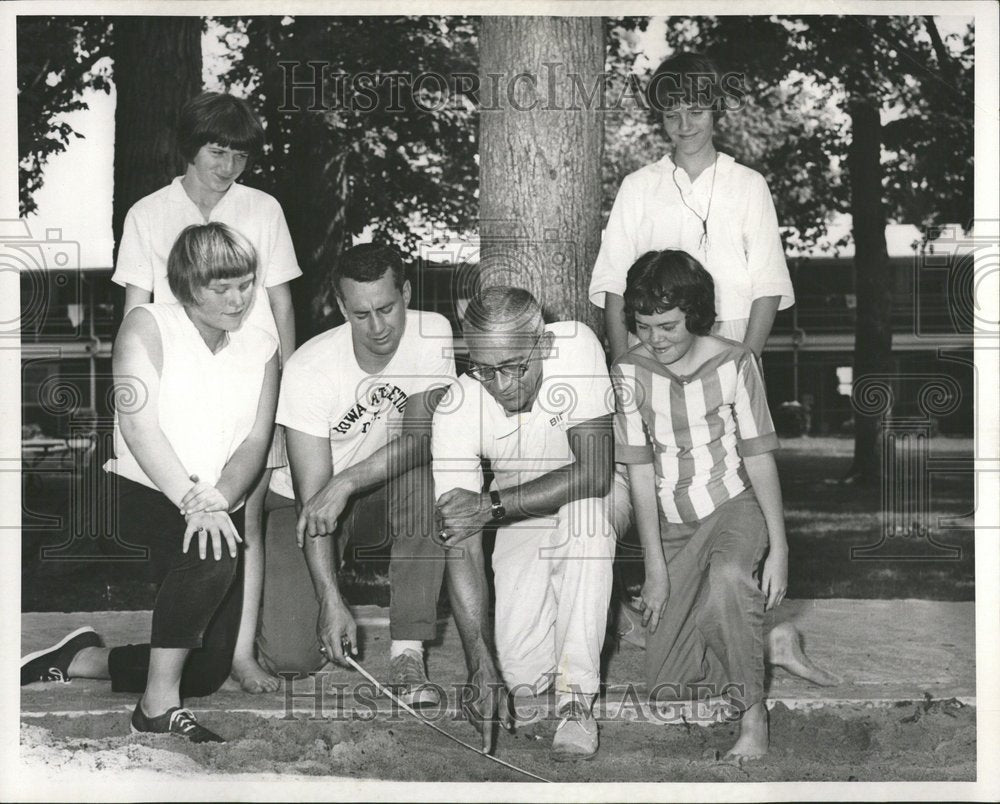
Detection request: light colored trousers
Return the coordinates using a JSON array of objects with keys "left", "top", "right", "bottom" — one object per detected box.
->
[{"left": 491, "top": 474, "right": 632, "bottom": 702}]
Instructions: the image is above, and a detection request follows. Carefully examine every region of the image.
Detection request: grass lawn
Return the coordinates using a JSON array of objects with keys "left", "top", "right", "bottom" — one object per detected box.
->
[{"left": 21, "top": 437, "right": 975, "bottom": 611}]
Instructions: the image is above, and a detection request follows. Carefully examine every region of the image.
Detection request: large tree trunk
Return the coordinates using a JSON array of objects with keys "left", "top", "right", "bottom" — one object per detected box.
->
[
  {"left": 847, "top": 96, "right": 893, "bottom": 482},
  {"left": 478, "top": 16, "right": 605, "bottom": 331},
  {"left": 111, "top": 17, "right": 202, "bottom": 266}
]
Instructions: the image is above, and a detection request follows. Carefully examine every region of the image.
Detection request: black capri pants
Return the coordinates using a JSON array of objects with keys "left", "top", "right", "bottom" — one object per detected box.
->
[{"left": 106, "top": 475, "right": 243, "bottom": 699}]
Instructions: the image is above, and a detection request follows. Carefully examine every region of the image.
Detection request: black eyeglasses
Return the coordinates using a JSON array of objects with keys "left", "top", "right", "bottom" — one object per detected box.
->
[{"left": 468, "top": 333, "right": 544, "bottom": 383}]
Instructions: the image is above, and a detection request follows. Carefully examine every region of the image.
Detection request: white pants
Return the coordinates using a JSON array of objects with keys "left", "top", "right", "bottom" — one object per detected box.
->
[{"left": 491, "top": 475, "right": 632, "bottom": 701}]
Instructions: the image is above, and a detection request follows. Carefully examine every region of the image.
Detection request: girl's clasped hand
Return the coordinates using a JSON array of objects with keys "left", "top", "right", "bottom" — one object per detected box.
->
[{"left": 181, "top": 474, "right": 239, "bottom": 560}]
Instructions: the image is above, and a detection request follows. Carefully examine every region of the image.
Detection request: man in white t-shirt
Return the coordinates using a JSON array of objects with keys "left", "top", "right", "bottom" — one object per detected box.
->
[
  {"left": 256, "top": 244, "right": 455, "bottom": 707},
  {"left": 432, "top": 287, "right": 631, "bottom": 761}
]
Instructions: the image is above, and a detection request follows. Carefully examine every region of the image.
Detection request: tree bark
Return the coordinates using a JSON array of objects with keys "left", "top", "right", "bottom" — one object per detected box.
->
[
  {"left": 847, "top": 96, "right": 893, "bottom": 482},
  {"left": 111, "top": 17, "right": 202, "bottom": 264},
  {"left": 478, "top": 16, "right": 605, "bottom": 331}
]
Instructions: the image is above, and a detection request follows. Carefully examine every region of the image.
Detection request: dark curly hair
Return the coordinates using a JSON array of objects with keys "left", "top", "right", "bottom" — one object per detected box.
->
[{"left": 623, "top": 249, "right": 716, "bottom": 336}]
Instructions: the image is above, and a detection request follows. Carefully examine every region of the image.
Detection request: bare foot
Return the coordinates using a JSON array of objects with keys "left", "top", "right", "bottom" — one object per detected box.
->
[
  {"left": 724, "top": 701, "right": 768, "bottom": 761},
  {"left": 766, "top": 622, "right": 840, "bottom": 686},
  {"left": 230, "top": 655, "right": 281, "bottom": 694}
]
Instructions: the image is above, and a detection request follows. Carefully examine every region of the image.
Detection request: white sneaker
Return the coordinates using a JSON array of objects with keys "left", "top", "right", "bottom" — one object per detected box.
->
[{"left": 552, "top": 700, "right": 599, "bottom": 761}]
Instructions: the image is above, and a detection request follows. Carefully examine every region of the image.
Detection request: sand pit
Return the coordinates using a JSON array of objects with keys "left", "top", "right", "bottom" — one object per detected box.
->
[
  {"left": 19, "top": 696, "right": 975, "bottom": 784},
  {"left": 17, "top": 601, "right": 978, "bottom": 785}
]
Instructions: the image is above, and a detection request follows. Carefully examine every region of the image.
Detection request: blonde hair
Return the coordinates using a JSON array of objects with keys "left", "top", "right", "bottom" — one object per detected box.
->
[{"left": 166, "top": 222, "right": 257, "bottom": 306}]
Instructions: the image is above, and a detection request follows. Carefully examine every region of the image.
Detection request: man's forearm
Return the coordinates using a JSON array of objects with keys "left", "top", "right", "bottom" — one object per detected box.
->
[
  {"left": 498, "top": 462, "right": 610, "bottom": 523},
  {"left": 336, "top": 430, "right": 426, "bottom": 497},
  {"left": 303, "top": 530, "right": 342, "bottom": 604},
  {"left": 444, "top": 533, "right": 493, "bottom": 671},
  {"left": 336, "top": 388, "right": 444, "bottom": 496},
  {"left": 498, "top": 421, "right": 613, "bottom": 522}
]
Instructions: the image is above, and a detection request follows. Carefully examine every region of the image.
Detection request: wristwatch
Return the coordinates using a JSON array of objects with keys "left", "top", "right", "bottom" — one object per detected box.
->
[{"left": 489, "top": 489, "right": 506, "bottom": 522}]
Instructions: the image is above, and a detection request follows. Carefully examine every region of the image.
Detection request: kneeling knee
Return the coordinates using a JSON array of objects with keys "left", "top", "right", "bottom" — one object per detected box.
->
[{"left": 554, "top": 499, "right": 616, "bottom": 553}]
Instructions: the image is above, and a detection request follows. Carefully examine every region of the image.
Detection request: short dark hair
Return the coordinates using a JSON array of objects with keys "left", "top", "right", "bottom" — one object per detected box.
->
[
  {"left": 177, "top": 92, "right": 265, "bottom": 163},
  {"left": 646, "top": 51, "right": 728, "bottom": 115},
  {"left": 167, "top": 222, "right": 257, "bottom": 306},
  {"left": 623, "top": 249, "right": 716, "bottom": 336},
  {"left": 332, "top": 243, "right": 406, "bottom": 297}
]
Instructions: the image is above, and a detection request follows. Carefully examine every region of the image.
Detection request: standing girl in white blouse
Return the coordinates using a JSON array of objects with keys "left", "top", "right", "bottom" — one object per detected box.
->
[{"left": 590, "top": 52, "right": 794, "bottom": 360}]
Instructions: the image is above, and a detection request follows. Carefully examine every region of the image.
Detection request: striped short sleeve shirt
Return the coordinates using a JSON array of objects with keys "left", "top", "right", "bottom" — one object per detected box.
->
[{"left": 612, "top": 337, "right": 778, "bottom": 524}]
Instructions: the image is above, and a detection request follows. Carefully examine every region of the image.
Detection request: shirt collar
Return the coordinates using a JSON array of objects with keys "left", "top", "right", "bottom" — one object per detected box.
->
[
  {"left": 657, "top": 151, "right": 735, "bottom": 181},
  {"left": 469, "top": 377, "right": 541, "bottom": 439},
  {"left": 167, "top": 176, "right": 190, "bottom": 204},
  {"left": 166, "top": 175, "right": 243, "bottom": 217}
]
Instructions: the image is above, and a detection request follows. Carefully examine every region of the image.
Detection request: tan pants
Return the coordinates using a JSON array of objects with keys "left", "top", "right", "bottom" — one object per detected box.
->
[{"left": 645, "top": 489, "right": 769, "bottom": 712}]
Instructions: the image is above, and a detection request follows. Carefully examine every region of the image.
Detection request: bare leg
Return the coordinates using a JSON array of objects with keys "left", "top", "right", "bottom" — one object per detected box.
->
[
  {"left": 725, "top": 701, "right": 769, "bottom": 760},
  {"left": 230, "top": 469, "right": 280, "bottom": 694},
  {"left": 444, "top": 533, "right": 511, "bottom": 754},
  {"left": 766, "top": 622, "right": 840, "bottom": 686},
  {"left": 141, "top": 647, "right": 189, "bottom": 716}
]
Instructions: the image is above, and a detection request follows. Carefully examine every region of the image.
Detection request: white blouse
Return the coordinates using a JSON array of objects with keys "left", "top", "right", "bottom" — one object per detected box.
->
[
  {"left": 589, "top": 152, "right": 794, "bottom": 322},
  {"left": 105, "top": 302, "right": 276, "bottom": 507}
]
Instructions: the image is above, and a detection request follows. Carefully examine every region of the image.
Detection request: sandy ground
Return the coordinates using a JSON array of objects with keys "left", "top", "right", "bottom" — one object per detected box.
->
[
  {"left": 18, "top": 698, "right": 975, "bottom": 783},
  {"left": 17, "top": 600, "right": 976, "bottom": 785}
]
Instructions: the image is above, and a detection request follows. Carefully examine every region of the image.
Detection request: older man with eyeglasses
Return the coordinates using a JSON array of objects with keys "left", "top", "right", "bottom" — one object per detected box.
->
[{"left": 431, "top": 286, "right": 631, "bottom": 762}]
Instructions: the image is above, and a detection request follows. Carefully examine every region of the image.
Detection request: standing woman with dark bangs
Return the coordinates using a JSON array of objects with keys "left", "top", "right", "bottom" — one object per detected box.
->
[
  {"left": 112, "top": 91, "right": 301, "bottom": 693},
  {"left": 20, "top": 223, "right": 279, "bottom": 742}
]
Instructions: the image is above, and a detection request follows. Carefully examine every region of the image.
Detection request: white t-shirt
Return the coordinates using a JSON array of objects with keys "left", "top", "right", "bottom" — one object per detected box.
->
[
  {"left": 589, "top": 152, "right": 794, "bottom": 322},
  {"left": 104, "top": 303, "right": 277, "bottom": 509},
  {"left": 270, "top": 309, "right": 456, "bottom": 498},
  {"left": 112, "top": 178, "right": 302, "bottom": 343},
  {"left": 432, "top": 321, "right": 614, "bottom": 499}
]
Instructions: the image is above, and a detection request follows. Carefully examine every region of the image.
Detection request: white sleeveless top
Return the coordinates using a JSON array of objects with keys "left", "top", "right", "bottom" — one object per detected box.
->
[{"left": 105, "top": 303, "right": 277, "bottom": 507}]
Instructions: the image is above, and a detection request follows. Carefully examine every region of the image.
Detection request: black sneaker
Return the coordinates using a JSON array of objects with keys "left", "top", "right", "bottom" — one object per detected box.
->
[
  {"left": 20, "top": 626, "right": 103, "bottom": 685},
  {"left": 131, "top": 702, "right": 226, "bottom": 743}
]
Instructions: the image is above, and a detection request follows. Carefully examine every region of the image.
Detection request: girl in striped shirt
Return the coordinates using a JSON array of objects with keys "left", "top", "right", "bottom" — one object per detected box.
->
[{"left": 611, "top": 249, "right": 836, "bottom": 760}]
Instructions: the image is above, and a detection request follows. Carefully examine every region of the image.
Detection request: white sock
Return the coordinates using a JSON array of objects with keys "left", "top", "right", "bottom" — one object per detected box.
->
[{"left": 390, "top": 640, "right": 423, "bottom": 659}]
